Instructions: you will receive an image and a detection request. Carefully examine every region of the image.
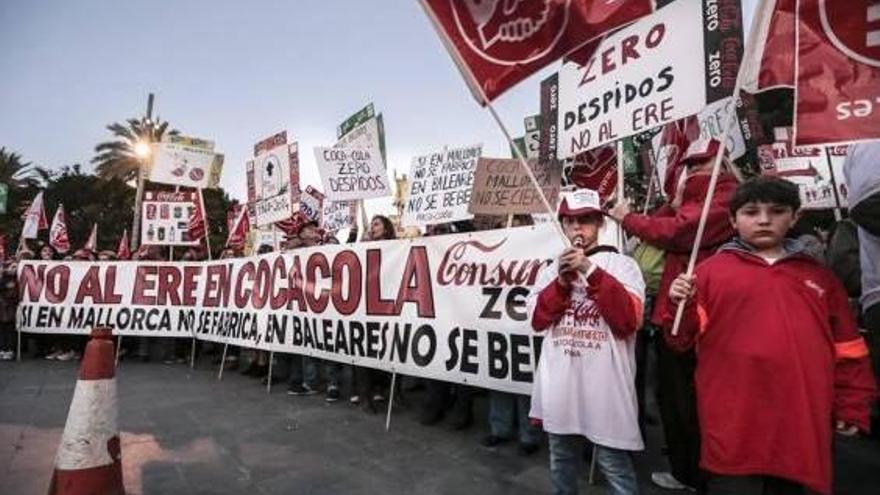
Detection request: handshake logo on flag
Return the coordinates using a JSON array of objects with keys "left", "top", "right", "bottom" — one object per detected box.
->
[
  {"left": 453, "top": 0, "right": 571, "bottom": 64},
  {"left": 820, "top": 0, "right": 880, "bottom": 66}
]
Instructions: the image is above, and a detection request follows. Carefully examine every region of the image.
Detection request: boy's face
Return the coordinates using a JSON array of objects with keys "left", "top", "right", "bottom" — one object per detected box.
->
[
  {"left": 731, "top": 201, "right": 799, "bottom": 250},
  {"left": 561, "top": 214, "right": 603, "bottom": 250}
]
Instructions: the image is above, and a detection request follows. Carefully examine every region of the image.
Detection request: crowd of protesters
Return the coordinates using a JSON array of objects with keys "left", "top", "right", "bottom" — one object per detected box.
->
[{"left": 1, "top": 139, "right": 879, "bottom": 495}]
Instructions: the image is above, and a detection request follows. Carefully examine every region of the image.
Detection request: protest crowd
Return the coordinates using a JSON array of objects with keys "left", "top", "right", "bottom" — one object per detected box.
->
[{"left": 4, "top": 1, "right": 880, "bottom": 495}]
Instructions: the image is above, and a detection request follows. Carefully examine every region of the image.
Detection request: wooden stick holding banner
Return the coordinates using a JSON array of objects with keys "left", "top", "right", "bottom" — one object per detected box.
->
[
  {"left": 616, "top": 139, "right": 627, "bottom": 251},
  {"left": 483, "top": 100, "right": 569, "bottom": 246},
  {"left": 671, "top": 0, "right": 769, "bottom": 336},
  {"left": 266, "top": 223, "right": 281, "bottom": 393},
  {"left": 191, "top": 189, "right": 212, "bottom": 369},
  {"left": 385, "top": 371, "right": 398, "bottom": 431}
]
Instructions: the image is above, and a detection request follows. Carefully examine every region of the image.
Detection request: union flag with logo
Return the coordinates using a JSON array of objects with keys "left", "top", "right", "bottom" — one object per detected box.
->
[
  {"left": 419, "top": 0, "right": 654, "bottom": 102},
  {"left": 795, "top": 0, "right": 880, "bottom": 145}
]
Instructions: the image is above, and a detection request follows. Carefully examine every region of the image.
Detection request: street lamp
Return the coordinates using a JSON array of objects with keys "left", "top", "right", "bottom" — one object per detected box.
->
[{"left": 134, "top": 141, "right": 151, "bottom": 158}]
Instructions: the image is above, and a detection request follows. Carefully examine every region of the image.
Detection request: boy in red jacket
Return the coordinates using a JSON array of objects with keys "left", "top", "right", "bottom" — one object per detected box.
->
[{"left": 669, "top": 177, "right": 876, "bottom": 495}]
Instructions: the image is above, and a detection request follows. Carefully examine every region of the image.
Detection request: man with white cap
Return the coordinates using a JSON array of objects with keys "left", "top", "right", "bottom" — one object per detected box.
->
[{"left": 528, "top": 188, "right": 646, "bottom": 495}]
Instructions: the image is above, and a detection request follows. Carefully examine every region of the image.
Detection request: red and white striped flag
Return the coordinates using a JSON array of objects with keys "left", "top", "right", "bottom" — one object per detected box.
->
[
  {"left": 117, "top": 229, "right": 131, "bottom": 260},
  {"left": 419, "top": 0, "right": 653, "bottom": 102},
  {"left": 21, "top": 191, "right": 48, "bottom": 239},
  {"left": 189, "top": 190, "right": 206, "bottom": 241},
  {"left": 82, "top": 223, "right": 98, "bottom": 253},
  {"left": 225, "top": 205, "right": 250, "bottom": 250},
  {"left": 48, "top": 204, "right": 71, "bottom": 254}
]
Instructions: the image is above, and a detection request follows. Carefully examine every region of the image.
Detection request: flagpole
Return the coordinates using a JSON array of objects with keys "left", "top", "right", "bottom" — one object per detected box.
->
[
  {"left": 191, "top": 189, "right": 210, "bottom": 369},
  {"left": 671, "top": 0, "right": 770, "bottom": 336},
  {"left": 131, "top": 93, "right": 154, "bottom": 252},
  {"left": 616, "top": 139, "right": 627, "bottom": 251},
  {"left": 482, "top": 100, "right": 570, "bottom": 246}
]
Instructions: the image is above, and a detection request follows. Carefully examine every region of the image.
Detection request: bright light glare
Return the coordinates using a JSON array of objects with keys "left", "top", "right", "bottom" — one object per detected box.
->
[{"left": 134, "top": 142, "right": 151, "bottom": 158}]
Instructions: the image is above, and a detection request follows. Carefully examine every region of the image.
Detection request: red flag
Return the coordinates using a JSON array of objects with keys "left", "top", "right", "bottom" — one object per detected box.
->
[
  {"left": 420, "top": 0, "right": 653, "bottom": 102},
  {"left": 741, "top": 0, "right": 796, "bottom": 92},
  {"left": 225, "top": 206, "right": 250, "bottom": 250},
  {"left": 21, "top": 191, "right": 48, "bottom": 239},
  {"left": 794, "top": 0, "right": 880, "bottom": 145},
  {"left": 568, "top": 145, "right": 617, "bottom": 205},
  {"left": 82, "top": 223, "right": 98, "bottom": 253},
  {"left": 189, "top": 190, "right": 206, "bottom": 241},
  {"left": 117, "top": 229, "right": 131, "bottom": 260},
  {"left": 49, "top": 204, "right": 71, "bottom": 254}
]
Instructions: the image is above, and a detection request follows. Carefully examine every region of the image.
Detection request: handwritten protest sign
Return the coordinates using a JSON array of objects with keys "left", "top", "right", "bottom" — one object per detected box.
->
[
  {"left": 299, "top": 185, "right": 324, "bottom": 224},
  {"left": 247, "top": 137, "right": 300, "bottom": 226},
  {"left": 556, "top": 0, "right": 743, "bottom": 157},
  {"left": 322, "top": 200, "right": 356, "bottom": 232},
  {"left": 401, "top": 145, "right": 482, "bottom": 227},
  {"left": 314, "top": 146, "right": 390, "bottom": 201},
  {"left": 18, "top": 226, "right": 565, "bottom": 394},
  {"left": 469, "top": 158, "right": 562, "bottom": 215}
]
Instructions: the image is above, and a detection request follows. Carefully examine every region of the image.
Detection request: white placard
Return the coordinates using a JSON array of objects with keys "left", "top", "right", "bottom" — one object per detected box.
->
[
  {"left": 557, "top": 0, "right": 709, "bottom": 158},
  {"left": 314, "top": 146, "right": 390, "bottom": 201},
  {"left": 402, "top": 145, "right": 482, "bottom": 227}
]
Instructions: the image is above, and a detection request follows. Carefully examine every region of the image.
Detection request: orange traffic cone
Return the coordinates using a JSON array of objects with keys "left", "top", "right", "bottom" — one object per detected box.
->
[{"left": 48, "top": 327, "right": 124, "bottom": 495}]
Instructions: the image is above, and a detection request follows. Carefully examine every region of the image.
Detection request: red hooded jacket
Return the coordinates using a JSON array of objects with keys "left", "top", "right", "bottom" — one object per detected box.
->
[
  {"left": 622, "top": 172, "right": 738, "bottom": 326},
  {"left": 670, "top": 240, "right": 877, "bottom": 494}
]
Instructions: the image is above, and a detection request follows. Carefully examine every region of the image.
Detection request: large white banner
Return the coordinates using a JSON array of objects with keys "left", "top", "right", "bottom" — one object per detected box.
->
[
  {"left": 17, "top": 226, "right": 565, "bottom": 394},
  {"left": 556, "top": 0, "right": 743, "bottom": 158},
  {"left": 401, "top": 145, "right": 482, "bottom": 227}
]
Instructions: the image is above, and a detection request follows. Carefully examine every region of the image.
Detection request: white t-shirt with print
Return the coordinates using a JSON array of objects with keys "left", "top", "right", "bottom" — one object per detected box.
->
[{"left": 528, "top": 251, "right": 646, "bottom": 451}]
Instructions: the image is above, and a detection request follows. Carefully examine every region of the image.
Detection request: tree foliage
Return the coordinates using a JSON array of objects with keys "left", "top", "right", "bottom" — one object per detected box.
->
[{"left": 91, "top": 118, "right": 178, "bottom": 182}]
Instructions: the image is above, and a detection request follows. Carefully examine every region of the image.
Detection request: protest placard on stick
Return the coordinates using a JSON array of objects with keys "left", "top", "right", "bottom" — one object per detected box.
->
[
  {"left": 469, "top": 157, "right": 561, "bottom": 216},
  {"left": 401, "top": 144, "right": 482, "bottom": 227}
]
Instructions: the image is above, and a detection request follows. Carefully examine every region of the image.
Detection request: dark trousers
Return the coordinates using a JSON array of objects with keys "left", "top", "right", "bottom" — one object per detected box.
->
[
  {"left": 707, "top": 475, "right": 810, "bottom": 495},
  {"left": 656, "top": 337, "right": 701, "bottom": 487}
]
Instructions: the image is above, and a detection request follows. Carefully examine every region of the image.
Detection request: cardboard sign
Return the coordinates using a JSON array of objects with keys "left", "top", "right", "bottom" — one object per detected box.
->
[
  {"left": 469, "top": 157, "right": 561, "bottom": 215},
  {"left": 141, "top": 191, "right": 199, "bottom": 246},
  {"left": 314, "top": 146, "right": 390, "bottom": 201},
  {"left": 150, "top": 136, "right": 221, "bottom": 189},
  {"left": 402, "top": 145, "right": 482, "bottom": 227},
  {"left": 247, "top": 139, "right": 300, "bottom": 227},
  {"left": 556, "top": 0, "right": 743, "bottom": 157}
]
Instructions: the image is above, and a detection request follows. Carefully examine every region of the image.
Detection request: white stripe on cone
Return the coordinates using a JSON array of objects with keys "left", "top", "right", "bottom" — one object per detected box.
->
[{"left": 55, "top": 378, "right": 119, "bottom": 470}]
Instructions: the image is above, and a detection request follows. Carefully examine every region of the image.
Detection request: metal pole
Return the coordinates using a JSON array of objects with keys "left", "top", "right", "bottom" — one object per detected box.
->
[
  {"left": 130, "top": 93, "right": 154, "bottom": 252},
  {"left": 385, "top": 371, "right": 397, "bottom": 431}
]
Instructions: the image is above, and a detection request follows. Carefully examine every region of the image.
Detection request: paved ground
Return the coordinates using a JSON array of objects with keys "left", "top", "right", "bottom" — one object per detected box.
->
[{"left": 1, "top": 354, "right": 879, "bottom": 495}]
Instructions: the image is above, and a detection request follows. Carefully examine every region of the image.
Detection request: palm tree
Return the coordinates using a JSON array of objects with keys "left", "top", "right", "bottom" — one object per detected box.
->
[
  {"left": 91, "top": 117, "right": 178, "bottom": 182},
  {"left": 0, "top": 147, "right": 38, "bottom": 189}
]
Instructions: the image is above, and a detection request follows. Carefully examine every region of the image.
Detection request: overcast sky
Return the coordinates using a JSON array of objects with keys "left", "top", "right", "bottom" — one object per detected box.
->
[{"left": 0, "top": 0, "right": 758, "bottom": 216}]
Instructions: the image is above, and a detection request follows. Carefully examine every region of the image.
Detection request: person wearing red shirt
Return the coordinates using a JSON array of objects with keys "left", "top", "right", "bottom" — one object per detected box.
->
[
  {"left": 608, "top": 139, "right": 739, "bottom": 491},
  {"left": 669, "top": 177, "right": 876, "bottom": 494}
]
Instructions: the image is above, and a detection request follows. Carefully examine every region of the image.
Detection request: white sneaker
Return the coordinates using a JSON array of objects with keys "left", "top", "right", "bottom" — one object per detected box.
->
[
  {"left": 0, "top": 351, "right": 14, "bottom": 361},
  {"left": 45, "top": 350, "right": 62, "bottom": 360},
  {"left": 55, "top": 350, "right": 76, "bottom": 362},
  {"left": 651, "top": 472, "right": 695, "bottom": 491}
]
